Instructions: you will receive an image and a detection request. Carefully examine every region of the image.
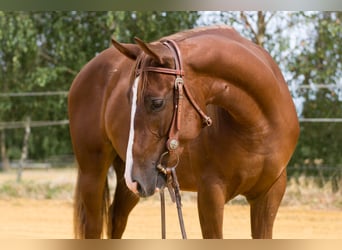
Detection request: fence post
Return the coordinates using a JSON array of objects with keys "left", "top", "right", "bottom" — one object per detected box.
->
[
  {"left": 17, "top": 117, "right": 31, "bottom": 183},
  {"left": 0, "top": 129, "right": 10, "bottom": 171}
]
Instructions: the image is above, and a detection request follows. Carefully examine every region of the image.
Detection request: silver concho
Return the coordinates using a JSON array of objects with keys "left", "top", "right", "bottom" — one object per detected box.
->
[{"left": 168, "top": 139, "right": 179, "bottom": 150}]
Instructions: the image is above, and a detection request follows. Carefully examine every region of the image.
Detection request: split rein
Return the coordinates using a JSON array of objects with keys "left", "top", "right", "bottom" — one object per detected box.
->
[
  {"left": 156, "top": 151, "right": 186, "bottom": 239},
  {"left": 136, "top": 39, "right": 212, "bottom": 239}
]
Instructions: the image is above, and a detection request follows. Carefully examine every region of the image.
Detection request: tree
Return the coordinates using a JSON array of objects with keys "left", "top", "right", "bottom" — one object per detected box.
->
[
  {"left": 199, "top": 11, "right": 342, "bottom": 171},
  {"left": 111, "top": 11, "right": 199, "bottom": 43},
  {"left": 198, "top": 11, "right": 293, "bottom": 69},
  {"left": 288, "top": 12, "right": 342, "bottom": 87},
  {"left": 0, "top": 11, "right": 38, "bottom": 170},
  {"left": 0, "top": 11, "right": 200, "bottom": 163},
  {"left": 288, "top": 12, "right": 342, "bottom": 169}
]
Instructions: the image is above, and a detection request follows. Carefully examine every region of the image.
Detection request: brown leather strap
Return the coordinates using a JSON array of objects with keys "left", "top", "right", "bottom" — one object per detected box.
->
[
  {"left": 183, "top": 84, "right": 213, "bottom": 127},
  {"left": 137, "top": 38, "right": 213, "bottom": 153},
  {"left": 163, "top": 40, "right": 212, "bottom": 127},
  {"left": 139, "top": 39, "right": 212, "bottom": 133},
  {"left": 140, "top": 67, "right": 184, "bottom": 76},
  {"left": 170, "top": 167, "right": 187, "bottom": 239},
  {"left": 147, "top": 40, "right": 194, "bottom": 239},
  {"left": 163, "top": 40, "right": 183, "bottom": 77},
  {"left": 160, "top": 189, "right": 166, "bottom": 239}
]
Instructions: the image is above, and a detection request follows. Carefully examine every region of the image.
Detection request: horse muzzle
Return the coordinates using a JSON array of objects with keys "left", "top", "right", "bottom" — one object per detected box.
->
[
  {"left": 126, "top": 161, "right": 163, "bottom": 197},
  {"left": 125, "top": 151, "right": 180, "bottom": 197}
]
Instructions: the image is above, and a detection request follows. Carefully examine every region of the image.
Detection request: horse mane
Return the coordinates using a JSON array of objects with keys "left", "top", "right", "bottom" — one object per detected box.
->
[
  {"left": 132, "top": 25, "right": 237, "bottom": 105},
  {"left": 157, "top": 25, "right": 235, "bottom": 43}
]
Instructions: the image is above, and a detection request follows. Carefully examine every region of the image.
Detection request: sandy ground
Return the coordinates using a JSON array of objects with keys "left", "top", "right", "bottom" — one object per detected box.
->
[
  {"left": 0, "top": 197, "right": 341, "bottom": 239},
  {"left": 0, "top": 169, "right": 341, "bottom": 239}
]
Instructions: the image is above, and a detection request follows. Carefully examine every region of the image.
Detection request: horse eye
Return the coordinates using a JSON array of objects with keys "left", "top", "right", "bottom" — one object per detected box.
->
[{"left": 150, "top": 98, "right": 165, "bottom": 111}]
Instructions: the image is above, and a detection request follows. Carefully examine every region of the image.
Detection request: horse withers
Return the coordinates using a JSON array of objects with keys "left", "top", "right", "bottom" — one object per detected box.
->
[{"left": 68, "top": 26, "right": 299, "bottom": 239}]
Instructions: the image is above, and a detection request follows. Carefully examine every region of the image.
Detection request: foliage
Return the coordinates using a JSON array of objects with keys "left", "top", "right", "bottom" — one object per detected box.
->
[
  {"left": 198, "top": 11, "right": 291, "bottom": 66},
  {"left": 1, "top": 11, "right": 342, "bottom": 178},
  {"left": 287, "top": 12, "right": 342, "bottom": 169},
  {"left": 0, "top": 12, "right": 37, "bottom": 121},
  {"left": 290, "top": 90, "right": 342, "bottom": 168},
  {"left": 111, "top": 11, "right": 200, "bottom": 42},
  {"left": 287, "top": 12, "right": 342, "bottom": 87},
  {"left": 199, "top": 11, "right": 342, "bottom": 171},
  {"left": 0, "top": 11, "right": 199, "bottom": 161}
]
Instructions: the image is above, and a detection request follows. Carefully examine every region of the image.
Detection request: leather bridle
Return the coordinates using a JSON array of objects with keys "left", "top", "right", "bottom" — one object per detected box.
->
[
  {"left": 135, "top": 39, "right": 212, "bottom": 239},
  {"left": 137, "top": 39, "right": 212, "bottom": 153}
]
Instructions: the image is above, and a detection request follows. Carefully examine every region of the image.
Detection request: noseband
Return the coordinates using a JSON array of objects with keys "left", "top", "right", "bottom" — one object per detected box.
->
[{"left": 136, "top": 39, "right": 212, "bottom": 239}]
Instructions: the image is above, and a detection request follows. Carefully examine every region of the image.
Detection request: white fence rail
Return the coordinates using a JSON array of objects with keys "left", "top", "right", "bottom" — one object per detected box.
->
[
  {"left": 1, "top": 117, "right": 342, "bottom": 131},
  {"left": 1, "top": 83, "right": 342, "bottom": 130},
  {"left": 0, "top": 120, "right": 69, "bottom": 130}
]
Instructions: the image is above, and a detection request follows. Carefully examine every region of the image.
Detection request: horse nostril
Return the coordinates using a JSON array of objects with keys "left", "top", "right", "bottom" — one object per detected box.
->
[{"left": 133, "top": 180, "right": 145, "bottom": 197}]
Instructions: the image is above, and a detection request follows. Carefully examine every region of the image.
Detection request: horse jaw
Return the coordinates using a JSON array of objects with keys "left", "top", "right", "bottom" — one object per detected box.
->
[{"left": 124, "top": 77, "right": 140, "bottom": 194}]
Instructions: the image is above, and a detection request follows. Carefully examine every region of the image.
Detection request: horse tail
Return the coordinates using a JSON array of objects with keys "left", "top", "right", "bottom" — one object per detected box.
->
[
  {"left": 73, "top": 172, "right": 85, "bottom": 239},
  {"left": 102, "top": 177, "right": 111, "bottom": 238},
  {"left": 73, "top": 172, "right": 111, "bottom": 239}
]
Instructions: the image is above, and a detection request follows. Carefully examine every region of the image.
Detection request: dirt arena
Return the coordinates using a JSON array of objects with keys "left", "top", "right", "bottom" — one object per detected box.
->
[{"left": 0, "top": 169, "right": 341, "bottom": 239}]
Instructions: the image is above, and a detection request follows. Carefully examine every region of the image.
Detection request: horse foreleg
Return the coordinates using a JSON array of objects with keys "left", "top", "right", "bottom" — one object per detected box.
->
[
  {"left": 248, "top": 169, "right": 287, "bottom": 239},
  {"left": 197, "top": 181, "right": 227, "bottom": 238},
  {"left": 108, "top": 157, "right": 140, "bottom": 238},
  {"left": 75, "top": 168, "right": 109, "bottom": 239}
]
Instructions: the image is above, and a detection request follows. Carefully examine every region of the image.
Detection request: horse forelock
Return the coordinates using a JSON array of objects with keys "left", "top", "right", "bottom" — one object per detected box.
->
[
  {"left": 132, "top": 52, "right": 169, "bottom": 106},
  {"left": 136, "top": 55, "right": 149, "bottom": 105},
  {"left": 127, "top": 54, "right": 145, "bottom": 105}
]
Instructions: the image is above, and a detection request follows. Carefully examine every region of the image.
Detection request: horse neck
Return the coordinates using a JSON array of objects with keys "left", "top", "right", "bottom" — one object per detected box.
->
[
  {"left": 189, "top": 76, "right": 272, "bottom": 131},
  {"left": 183, "top": 44, "right": 289, "bottom": 131}
]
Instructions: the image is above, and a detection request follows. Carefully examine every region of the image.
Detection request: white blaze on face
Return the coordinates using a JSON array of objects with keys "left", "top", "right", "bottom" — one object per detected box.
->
[{"left": 125, "top": 77, "right": 140, "bottom": 194}]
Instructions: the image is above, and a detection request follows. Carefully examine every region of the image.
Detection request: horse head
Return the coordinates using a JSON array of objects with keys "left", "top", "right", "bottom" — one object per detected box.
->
[{"left": 112, "top": 38, "right": 210, "bottom": 197}]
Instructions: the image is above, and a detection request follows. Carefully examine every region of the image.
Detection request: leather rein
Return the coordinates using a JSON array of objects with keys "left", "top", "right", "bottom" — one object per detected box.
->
[{"left": 136, "top": 39, "right": 212, "bottom": 239}]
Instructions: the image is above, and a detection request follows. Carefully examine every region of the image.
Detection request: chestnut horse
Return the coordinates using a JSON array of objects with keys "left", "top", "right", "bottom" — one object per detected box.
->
[{"left": 68, "top": 26, "right": 299, "bottom": 239}]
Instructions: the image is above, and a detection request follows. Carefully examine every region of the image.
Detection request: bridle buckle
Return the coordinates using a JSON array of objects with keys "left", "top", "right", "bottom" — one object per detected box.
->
[{"left": 174, "top": 77, "right": 184, "bottom": 89}]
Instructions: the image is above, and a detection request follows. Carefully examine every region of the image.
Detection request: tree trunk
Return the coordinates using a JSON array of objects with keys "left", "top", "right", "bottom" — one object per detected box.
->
[
  {"left": 240, "top": 11, "right": 271, "bottom": 47},
  {"left": 256, "top": 11, "right": 266, "bottom": 47}
]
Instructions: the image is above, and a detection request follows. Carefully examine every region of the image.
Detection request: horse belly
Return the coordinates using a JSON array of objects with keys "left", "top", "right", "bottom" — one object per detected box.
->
[{"left": 184, "top": 130, "right": 286, "bottom": 198}]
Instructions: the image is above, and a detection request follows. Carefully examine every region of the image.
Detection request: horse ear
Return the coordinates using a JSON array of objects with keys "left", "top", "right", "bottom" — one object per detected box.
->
[
  {"left": 111, "top": 38, "right": 140, "bottom": 60},
  {"left": 134, "top": 37, "right": 164, "bottom": 65}
]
